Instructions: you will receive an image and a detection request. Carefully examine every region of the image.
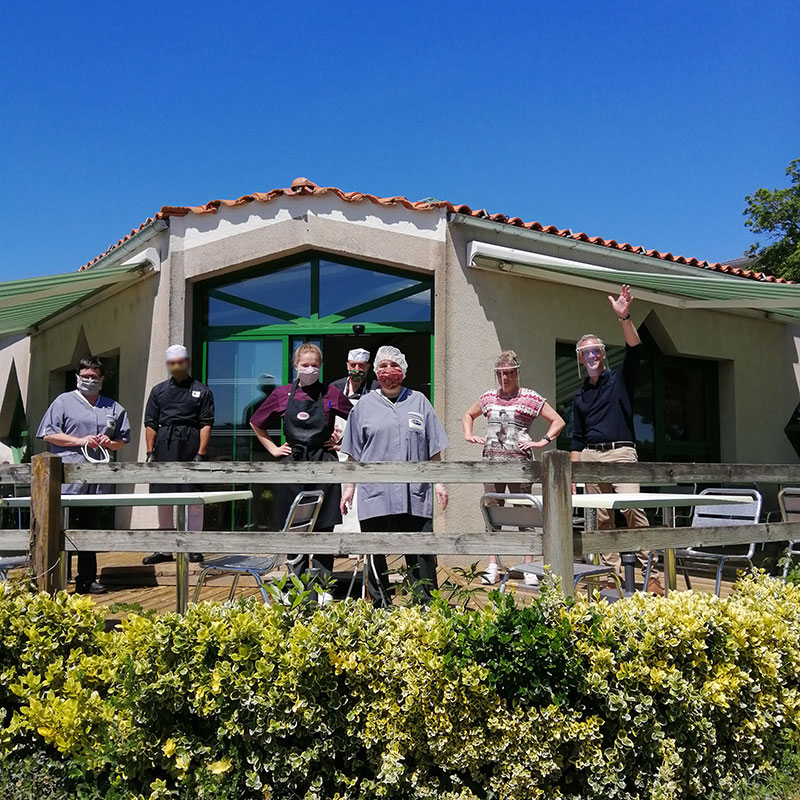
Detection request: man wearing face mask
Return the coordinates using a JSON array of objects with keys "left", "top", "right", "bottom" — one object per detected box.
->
[
  {"left": 571, "top": 285, "right": 662, "bottom": 594},
  {"left": 142, "top": 345, "right": 215, "bottom": 566},
  {"left": 37, "top": 356, "right": 131, "bottom": 594},
  {"left": 331, "top": 349, "right": 378, "bottom": 400}
]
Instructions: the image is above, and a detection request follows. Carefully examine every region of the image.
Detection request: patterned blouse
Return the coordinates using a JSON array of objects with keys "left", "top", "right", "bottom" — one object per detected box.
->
[{"left": 479, "top": 388, "right": 546, "bottom": 461}]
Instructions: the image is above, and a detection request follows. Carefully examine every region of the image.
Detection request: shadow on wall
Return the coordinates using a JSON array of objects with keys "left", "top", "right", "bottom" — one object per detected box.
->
[{"left": 181, "top": 193, "right": 444, "bottom": 240}]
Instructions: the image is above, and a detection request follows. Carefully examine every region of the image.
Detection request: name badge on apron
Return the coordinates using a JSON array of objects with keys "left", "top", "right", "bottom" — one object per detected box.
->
[
  {"left": 297, "top": 411, "right": 310, "bottom": 420},
  {"left": 192, "top": 390, "right": 201, "bottom": 398}
]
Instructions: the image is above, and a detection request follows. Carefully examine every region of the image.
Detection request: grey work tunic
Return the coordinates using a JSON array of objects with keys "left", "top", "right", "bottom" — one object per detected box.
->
[
  {"left": 340, "top": 388, "right": 449, "bottom": 521},
  {"left": 36, "top": 391, "right": 131, "bottom": 494}
]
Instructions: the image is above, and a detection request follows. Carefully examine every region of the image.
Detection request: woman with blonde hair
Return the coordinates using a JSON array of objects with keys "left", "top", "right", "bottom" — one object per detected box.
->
[
  {"left": 250, "top": 343, "right": 353, "bottom": 600},
  {"left": 462, "top": 350, "right": 565, "bottom": 586}
]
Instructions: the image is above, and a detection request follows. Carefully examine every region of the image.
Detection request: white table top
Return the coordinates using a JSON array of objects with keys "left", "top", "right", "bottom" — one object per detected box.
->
[
  {"left": 521, "top": 493, "right": 753, "bottom": 510},
  {"left": 2, "top": 490, "right": 253, "bottom": 508}
]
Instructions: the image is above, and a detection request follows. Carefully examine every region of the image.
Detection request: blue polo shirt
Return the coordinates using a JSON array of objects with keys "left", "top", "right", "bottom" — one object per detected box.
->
[{"left": 570, "top": 344, "right": 641, "bottom": 451}]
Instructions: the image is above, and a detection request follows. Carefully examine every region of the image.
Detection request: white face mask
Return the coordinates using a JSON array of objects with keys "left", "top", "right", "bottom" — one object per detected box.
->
[
  {"left": 296, "top": 365, "right": 320, "bottom": 386},
  {"left": 76, "top": 377, "right": 102, "bottom": 396}
]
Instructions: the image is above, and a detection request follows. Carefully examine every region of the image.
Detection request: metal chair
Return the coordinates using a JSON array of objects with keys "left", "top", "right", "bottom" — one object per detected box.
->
[
  {"left": 192, "top": 490, "right": 324, "bottom": 604},
  {"left": 779, "top": 488, "right": 800, "bottom": 578},
  {"left": 480, "top": 493, "right": 622, "bottom": 599},
  {"left": 674, "top": 487, "right": 762, "bottom": 596},
  {"left": 0, "top": 554, "right": 27, "bottom": 581}
]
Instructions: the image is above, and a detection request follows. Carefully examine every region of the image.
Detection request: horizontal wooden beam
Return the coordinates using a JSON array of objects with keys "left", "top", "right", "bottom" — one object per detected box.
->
[
  {"left": 56, "top": 460, "right": 800, "bottom": 487},
  {"left": 63, "top": 460, "right": 544, "bottom": 485},
  {"left": 0, "top": 463, "right": 31, "bottom": 483},
  {"left": 571, "top": 462, "right": 800, "bottom": 485},
  {"left": 60, "top": 529, "right": 542, "bottom": 556},
  {"left": 577, "top": 520, "right": 800, "bottom": 555}
]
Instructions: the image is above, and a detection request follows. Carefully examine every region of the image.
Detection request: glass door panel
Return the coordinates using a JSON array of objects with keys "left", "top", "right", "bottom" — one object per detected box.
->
[{"left": 204, "top": 339, "right": 285, "bottom": 531}]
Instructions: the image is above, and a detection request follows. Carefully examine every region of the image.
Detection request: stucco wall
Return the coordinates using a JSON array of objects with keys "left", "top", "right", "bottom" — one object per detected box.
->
[{"left": 439, "top": 220, "right": 800, "bottom": 534}]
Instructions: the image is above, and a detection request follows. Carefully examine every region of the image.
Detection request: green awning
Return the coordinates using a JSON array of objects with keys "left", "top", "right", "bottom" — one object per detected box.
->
[
  {"left": 0, "top": 261, "right": 154, "bottom": 337},
  {"left": 468, "top": 241, "right": 800, "bottom": 322}
]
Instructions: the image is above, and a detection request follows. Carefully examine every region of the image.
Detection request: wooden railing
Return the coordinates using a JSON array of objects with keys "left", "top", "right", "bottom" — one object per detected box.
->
[{"left": 3, "top": 453, "right": 800, "bottom": 599}]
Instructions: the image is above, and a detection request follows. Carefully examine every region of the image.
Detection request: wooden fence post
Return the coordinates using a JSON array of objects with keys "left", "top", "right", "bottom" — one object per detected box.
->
[
  {"left": 541, "top": 450, "right": 574, "bottom": 597},
  {"left": 29, "top": 453, "right": 64, "bottom": 594}
]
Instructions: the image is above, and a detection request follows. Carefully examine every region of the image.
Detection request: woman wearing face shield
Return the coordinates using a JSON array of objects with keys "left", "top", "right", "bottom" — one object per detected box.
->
[
  {"left": 250, "top": 343, "right": 353, "bottom": 600},
  {"left": 462, "top": 350, "right": 565, "bottom": 586}
]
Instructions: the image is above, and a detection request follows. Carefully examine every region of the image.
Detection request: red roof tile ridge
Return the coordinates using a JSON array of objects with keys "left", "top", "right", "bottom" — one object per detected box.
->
[{"left": 78, "top": 178, "right": 792, "bottom": 284}]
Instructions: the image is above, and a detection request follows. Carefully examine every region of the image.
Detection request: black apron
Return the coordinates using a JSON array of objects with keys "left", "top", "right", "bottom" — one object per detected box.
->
[
  {"left": 278, "top": 381, "right": 342, "bottom": 529},
  {"left": 151, "top": 423, "right": 201, "bottom": 493}
]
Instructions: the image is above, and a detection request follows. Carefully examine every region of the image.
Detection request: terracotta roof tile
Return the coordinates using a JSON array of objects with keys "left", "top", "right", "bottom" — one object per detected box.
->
[{"left": 79, "top": 178, "right": 791, "bottom": 284}]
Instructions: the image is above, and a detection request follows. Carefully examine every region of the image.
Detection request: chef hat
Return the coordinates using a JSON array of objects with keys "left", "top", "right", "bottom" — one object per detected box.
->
[
  {"left": 347, "top": 348, "right": 371, "bottom": 363},
  {"left": 374, "top": 345, "right": 408, "bottom": 377},
  {"left": 165, "top": 344, "right": 189, "bottom": 361}
]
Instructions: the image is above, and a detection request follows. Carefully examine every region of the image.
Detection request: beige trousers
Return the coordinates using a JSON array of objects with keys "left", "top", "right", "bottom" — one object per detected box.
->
[{"left": 580, "top": 446, "right": 654, "bottom": 576}]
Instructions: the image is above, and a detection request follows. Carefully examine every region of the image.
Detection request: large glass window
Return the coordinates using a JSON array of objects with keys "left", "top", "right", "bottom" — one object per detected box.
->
[
  {"left": 555, "top": 331, "right": 719, "bottom": 462},
  {"left": 199, "top": 254, "right": 432, "bottom": 331}
]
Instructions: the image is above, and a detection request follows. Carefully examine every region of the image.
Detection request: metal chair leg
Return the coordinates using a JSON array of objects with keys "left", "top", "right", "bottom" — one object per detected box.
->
[
  {"left": 227, "top": 573, "right": 241, "bottom": 602},
  {"left": 192, "top": 567, "right": 212, "bottom": 603},
  {"left": 714, "top": 557, "right": 727, "bottom": 597},
  {"left": 644, "top": 552, "right": 655, "bottom": 588}
]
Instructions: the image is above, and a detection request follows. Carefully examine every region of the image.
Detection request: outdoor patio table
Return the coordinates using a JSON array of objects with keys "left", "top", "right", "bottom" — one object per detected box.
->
[
  {"left": 514, "top": 493, "right": 753, "bottom": 596},
  {"left": 572, "top": 493, "right": 753, "bottom": 596},
  {"left": 5, "top": 491, "right": 252, "bottom": 612}
]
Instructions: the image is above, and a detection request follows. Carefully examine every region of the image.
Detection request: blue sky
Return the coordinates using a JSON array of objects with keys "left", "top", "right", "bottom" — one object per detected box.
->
[{"left": 1, "top": 1, "right": 797, "bottom": 279}]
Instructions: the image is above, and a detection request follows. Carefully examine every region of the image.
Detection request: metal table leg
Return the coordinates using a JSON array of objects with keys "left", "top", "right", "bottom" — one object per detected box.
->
[
  {"left": 620, "top": 552, "right": 637, "bottom": 596},
  {"left": 176, "top": 505, "right": 189, "bottom": 614},
  {"left": 663, "top": 506, "right": 676, "bottom": 596}
]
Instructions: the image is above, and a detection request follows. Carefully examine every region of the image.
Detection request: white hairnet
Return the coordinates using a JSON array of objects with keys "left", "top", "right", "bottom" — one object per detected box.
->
[
  {"left": 374, "top": 345, "right": 408, "bottom": 377},
  {"left": 347, "top": 348, "right": 371, "bottom": 362},
  {"left": 165, "top": 344, "right": 189, "bottom": 360}
]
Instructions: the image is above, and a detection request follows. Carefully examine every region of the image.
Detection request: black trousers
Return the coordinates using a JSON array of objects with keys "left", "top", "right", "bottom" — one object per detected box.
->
[
  {"left": 359, "top": 514, "right": 438, "bottom": 608},
  {"left": 67, "top": 505, "right": 103, "bottom": 590}
]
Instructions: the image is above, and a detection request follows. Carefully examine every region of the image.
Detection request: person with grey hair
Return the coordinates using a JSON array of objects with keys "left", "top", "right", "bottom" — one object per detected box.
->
[
  {"left": 571, "top": 285, "right": 662, "bottom": 594},
  {"left": 142, "top": 345, "right": 215, "bottom": 566},
  {"left": 339, "top": 345, "right": 449, "bottom": 607}
]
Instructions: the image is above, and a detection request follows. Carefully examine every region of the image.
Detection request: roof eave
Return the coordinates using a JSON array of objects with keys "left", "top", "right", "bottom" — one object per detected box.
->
[{"left": 448, "top": 211, "right": 752, "bottom": 282}]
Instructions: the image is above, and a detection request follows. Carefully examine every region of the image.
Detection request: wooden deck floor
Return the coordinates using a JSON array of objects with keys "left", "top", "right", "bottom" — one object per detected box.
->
[{"left": 51, "top": 551, "right": 739, "bottom": 614}]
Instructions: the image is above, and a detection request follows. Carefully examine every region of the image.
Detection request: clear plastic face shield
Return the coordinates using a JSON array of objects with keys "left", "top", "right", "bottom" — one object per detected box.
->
[
  {"left": 576, "top": 339, "right": 606, "bottom": 378},
  {"left": 494, "top": 363, "right": 520, "bottom": 393}
]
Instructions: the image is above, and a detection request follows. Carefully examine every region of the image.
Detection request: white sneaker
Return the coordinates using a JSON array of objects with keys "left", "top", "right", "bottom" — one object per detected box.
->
[
  {"left": 481, "top": 563, "right": 500, "bottom": 585},
  {"left": 318, "top": 591, "right": 334, "bottom": 606},
  {"left": 523, "top": 572, "right": 539, "bottom": 588}
]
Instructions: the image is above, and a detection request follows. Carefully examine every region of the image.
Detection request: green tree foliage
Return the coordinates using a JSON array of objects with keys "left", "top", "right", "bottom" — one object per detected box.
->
[{"left": 744, "top": 158, "right": 800, "bottom": 280}]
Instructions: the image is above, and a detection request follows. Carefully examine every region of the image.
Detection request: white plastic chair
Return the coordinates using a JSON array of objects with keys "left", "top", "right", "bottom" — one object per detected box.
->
[
  {"left": 193, "top": 490, "right": 324, "bottom": 603},
  {"left": 675, "top": 487, "right": 762, "bottom": 596},
  {"left": 779, "top": 488, "right": 800, "bottom": 578},
  {"left": 480, "top": 493, "right": 622, "bottom": 599}
]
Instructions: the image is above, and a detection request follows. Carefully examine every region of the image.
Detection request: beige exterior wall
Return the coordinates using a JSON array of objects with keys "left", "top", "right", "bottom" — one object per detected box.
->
[{"left": 441, "top": 219, "right": 800, "bottom": 533}]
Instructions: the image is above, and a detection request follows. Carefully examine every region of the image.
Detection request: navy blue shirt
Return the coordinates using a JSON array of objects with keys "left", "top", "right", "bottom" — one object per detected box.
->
[{"left": 570, "top": 344, "right": 640, "bottom": 451}]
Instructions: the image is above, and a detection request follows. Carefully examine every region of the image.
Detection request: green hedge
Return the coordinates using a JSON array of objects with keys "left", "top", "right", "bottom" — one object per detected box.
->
[{"left": 2, "top": 574, "right": 800, "bottom": 800}]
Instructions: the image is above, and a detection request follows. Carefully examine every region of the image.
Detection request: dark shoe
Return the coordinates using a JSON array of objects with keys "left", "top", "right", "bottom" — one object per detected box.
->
[
  {"left": 76, "top": 581, "right": 108, "bottom": 595},
  {"left": 647, "top": 577, "right": 665, "bottom": 596},
  {"left": 142, "top": 552, "right": 173, "bottom": 565},
  {"left": 188, "top": 553, "right": 204, "bottom": 563}
]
